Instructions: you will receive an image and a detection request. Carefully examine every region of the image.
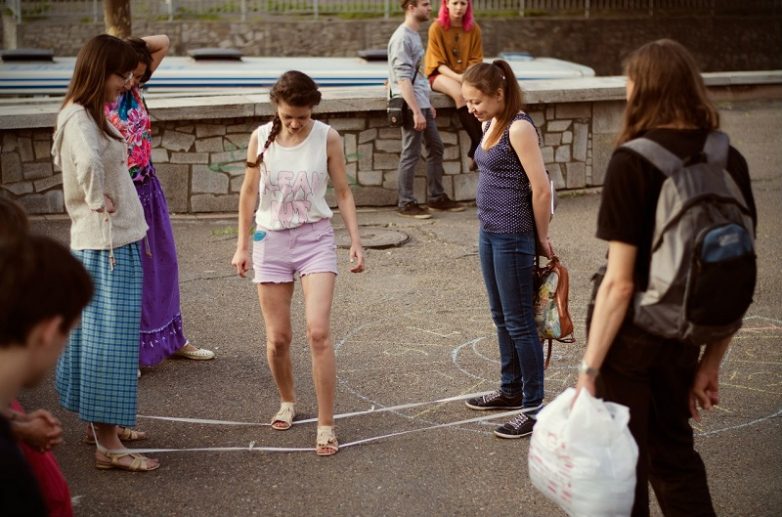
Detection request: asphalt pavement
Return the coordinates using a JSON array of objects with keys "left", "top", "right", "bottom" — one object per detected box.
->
[{"left": 22, "top": 100, "right": 782, "bottom": 516}]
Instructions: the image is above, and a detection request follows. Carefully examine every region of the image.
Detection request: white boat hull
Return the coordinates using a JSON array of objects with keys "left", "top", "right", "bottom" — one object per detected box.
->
[{"left": 0, "top": 56, "right": 595, "bottom": 96}]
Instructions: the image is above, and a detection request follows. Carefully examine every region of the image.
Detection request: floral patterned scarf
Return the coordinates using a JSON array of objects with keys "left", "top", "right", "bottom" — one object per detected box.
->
[{"left": 106, "top": 86, "right": 154, "bottom": 182}]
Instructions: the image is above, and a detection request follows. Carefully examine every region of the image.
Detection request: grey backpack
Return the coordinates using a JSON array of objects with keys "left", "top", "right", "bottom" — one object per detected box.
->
[{"left": 621, "top": 131, "right": 756, "bottom": 345}]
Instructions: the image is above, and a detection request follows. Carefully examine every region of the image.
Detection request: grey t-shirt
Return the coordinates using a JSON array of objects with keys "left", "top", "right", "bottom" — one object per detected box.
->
[{"left": 387, "top": 24, "right": 431, "bottom": 110}]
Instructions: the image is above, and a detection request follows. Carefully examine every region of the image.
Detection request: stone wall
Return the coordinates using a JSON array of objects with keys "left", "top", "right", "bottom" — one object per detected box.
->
[
  {"left": 2, "top": 74, "right": 779, "bottom": 215},
  {"left": 0, "top": 102, "right": 599, "bottom": 215},
  {"left": 3, "top": 15, "right": 781, "bottom": 75},
  {"left": 1, "top": 129, "right": 62, "bottom": 213}
]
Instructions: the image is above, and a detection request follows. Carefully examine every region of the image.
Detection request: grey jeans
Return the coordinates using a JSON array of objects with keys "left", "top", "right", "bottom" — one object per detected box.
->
[{"left": 397, "top": 108, "right": 445, "bottom": 207}]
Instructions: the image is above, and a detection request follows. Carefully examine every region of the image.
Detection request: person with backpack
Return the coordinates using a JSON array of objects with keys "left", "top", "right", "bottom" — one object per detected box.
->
[{"left": 575, "top": 39, "right": 757, "bottom": 516}]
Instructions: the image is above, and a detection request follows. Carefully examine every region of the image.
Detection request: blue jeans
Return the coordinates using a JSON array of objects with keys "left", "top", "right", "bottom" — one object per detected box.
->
[{"left": 479, "top": 228, "right": 544, "bottom": 409}]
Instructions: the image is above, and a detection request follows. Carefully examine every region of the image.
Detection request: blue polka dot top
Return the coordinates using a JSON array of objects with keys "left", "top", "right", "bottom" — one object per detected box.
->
[{"left": 474, "top": 112, "right": 538, "bottom": 234}]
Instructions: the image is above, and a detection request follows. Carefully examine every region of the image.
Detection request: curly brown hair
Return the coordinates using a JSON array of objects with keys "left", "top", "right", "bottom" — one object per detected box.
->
[{"left": 257, "top": 71, "right": 322, "bottom": 163}]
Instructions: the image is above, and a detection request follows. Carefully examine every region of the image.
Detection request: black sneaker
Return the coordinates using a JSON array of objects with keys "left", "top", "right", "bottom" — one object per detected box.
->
[
  {"left": 494, "top": 413, "right": 536, "bottom": 439},
  {"left": 465, "top": 390, "right": 523, "bottom": 410},
  {"left": 397, "top": 202, "right": 432, "bottom": 219},
  {"left": 428, "top": 194, "right": 465, "bottom": 212}
]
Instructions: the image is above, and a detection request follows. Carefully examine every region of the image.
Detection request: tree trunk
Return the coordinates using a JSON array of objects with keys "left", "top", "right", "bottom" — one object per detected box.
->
[{"left": 103, "top": 0, "right": 131, "bottom": 38}]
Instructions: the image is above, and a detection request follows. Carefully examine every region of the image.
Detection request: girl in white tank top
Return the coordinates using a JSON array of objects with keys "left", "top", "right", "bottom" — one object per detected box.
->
[
  {"left": 254, "top": 119, "right": 333, "bottom": 230},
  {"left": 231, "top": 71, "right": 365, "bottom": 457}
]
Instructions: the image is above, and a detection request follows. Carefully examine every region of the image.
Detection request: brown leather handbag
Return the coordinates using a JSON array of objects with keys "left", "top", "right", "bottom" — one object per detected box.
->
[{"left": 534, "top": 255, "right": 575, "bottom": 368}]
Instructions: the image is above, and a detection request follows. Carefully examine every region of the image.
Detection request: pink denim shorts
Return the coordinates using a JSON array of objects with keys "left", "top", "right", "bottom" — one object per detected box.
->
[{"left": 252, "top": 218, "right": 338, "bottom": 283}]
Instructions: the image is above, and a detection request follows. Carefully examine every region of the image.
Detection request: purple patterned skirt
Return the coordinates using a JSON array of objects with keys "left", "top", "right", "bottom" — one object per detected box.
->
[{"left": 135, "top": 172, "right": 187, "bottom": 367}]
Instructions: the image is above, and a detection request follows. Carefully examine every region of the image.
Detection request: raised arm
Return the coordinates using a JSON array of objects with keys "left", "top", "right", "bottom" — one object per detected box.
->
[{"left": 141, "top": 34, "right": 170, "bottom": 75}]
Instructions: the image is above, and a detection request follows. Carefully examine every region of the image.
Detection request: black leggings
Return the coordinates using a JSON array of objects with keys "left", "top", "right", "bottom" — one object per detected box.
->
[{"left": 456, "top": 106, "right": 483, "bottom": 159}]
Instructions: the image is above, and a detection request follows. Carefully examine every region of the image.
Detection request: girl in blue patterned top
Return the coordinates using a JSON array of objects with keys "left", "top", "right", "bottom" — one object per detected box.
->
[{"left": 460, "top": 60, "right": 555, "bottom": 439}]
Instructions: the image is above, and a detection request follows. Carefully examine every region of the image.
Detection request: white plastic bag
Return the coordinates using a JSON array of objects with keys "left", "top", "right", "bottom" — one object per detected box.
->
[{"left": 528, "top": 387, "right": 638, "bottom": 517}]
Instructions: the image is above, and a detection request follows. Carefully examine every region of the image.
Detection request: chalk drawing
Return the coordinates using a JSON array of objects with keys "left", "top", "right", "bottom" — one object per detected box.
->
[
  {"left": 127, "top": 310, "right": 780, "bottom": 451},
  {"left": 334, "top": 311, "right": 782, "bottom": 439},
  {"left": 383, "top": 346, "right": 429, "bottom": 357},
  {"left": 407, "top": 326, "right": 461, "bottom": 338}
]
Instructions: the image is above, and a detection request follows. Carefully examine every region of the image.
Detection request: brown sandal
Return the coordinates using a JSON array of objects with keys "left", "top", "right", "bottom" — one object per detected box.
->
[{"left": 316, "top": 426, "right": 339, "bottom": 457}]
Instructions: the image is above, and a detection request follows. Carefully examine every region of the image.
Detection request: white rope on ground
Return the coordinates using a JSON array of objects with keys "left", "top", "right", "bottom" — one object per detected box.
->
[
  {"left": 120, "top": 409, "right": 525, "bottom": 455},
  {"left": 136, "top": 389, "right": 496, "bottom": 427}
]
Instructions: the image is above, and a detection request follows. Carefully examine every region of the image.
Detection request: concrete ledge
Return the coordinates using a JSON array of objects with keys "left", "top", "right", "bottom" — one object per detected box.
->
[
  {"left": 2, "top": 70, "right": 780, "bottom": 214},
  {"left": 2, "top": 71, "right": 780, "bottom": 130}
]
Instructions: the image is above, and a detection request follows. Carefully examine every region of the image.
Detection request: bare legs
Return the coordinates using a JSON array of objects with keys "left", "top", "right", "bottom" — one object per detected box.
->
[
  {"left": 301, "top": 273, "right": 336, "bottom": 426},
  {"left": 259, "top": 282, "right": 296, "bottom": 404},
  {"left": 432, "top": 74, "right": 466, "bottom": 108},
  {"left": 258, "top": 272, "right": 336, "bottom": 426}
]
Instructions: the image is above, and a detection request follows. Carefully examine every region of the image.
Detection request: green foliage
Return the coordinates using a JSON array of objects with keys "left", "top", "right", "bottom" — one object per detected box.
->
[{"left": 210, "top": 226, "right": 240, "bottom": 237}]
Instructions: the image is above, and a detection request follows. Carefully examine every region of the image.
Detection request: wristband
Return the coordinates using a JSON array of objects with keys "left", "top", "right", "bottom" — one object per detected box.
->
[{"left": 578, "top": 360, "right": 599, "bottom": 377}]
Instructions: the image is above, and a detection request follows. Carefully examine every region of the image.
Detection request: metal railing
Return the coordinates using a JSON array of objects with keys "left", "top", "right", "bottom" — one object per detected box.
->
[{"left": 5, "top": 0, "right": 781, "bottom": 22}]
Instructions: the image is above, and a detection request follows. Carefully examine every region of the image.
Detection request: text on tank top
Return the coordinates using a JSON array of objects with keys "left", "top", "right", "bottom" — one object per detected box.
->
[{"left": 254, "top": 120, "right": 334, "bottom": 230}]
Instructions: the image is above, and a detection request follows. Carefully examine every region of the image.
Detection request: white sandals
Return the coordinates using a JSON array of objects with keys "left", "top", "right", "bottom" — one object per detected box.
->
[
  {"left": 316, "top": 425, "right": 339, "bottom": 456},
  {"left": 271, "top": 402, "right": 296, "bottom": 430},
  {"left": 270, "top": 403, "right": 338, "bottom": 456}
]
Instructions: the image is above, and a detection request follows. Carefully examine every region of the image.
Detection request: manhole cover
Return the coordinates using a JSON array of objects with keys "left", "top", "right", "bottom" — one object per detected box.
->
[{"left": 334, "top": 227, "right": 409, "bottom": 249}]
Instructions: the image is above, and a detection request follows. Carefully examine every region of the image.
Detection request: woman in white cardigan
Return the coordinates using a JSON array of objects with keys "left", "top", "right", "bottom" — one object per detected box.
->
[{"left": 52, "top": 34, "right": 158, "bottom": 472}]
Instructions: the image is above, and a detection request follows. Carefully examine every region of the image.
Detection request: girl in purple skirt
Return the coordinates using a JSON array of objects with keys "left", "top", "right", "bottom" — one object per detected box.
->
[{"left": 106, "top": 35, "right": 215, "bottom": 367}]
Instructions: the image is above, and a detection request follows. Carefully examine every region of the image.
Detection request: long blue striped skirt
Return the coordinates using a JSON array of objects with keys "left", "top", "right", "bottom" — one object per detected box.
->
[{"left": 56, "top": 242, "right": 143, "bottom": 428}]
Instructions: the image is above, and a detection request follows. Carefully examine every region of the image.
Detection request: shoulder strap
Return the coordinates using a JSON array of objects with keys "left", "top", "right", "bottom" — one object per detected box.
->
[
  {"left": 703, "top": 131, "right": 729, "bottom": 169},
  {"left": 620, "top": 137, "right": 683, "bottom": 177}
]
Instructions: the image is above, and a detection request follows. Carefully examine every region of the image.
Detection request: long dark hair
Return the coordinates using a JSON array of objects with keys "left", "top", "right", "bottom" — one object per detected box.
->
[
  {"left": 617, "top": 39, "right": 719, "bottom": 145},
  {"left": 63, "top": 34, "right": 137, "bottom": 141},
  {"left": 255, "top": 71, "right": 322, "bottom": 165},
  {"left": 126, "top": 37, "right": 153, "bottom": 84},
  {"left": 462, "top": 60, "right": 523, "bottom": 148}
]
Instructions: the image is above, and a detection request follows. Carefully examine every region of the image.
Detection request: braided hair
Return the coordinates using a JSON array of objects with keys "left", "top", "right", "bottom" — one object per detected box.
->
[{"left": 250, "top": 71, "right": 322, "bottom": 168}]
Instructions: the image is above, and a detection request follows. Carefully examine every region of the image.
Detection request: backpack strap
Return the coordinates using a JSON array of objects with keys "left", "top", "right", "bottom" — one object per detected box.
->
[
  {"left": 703, "top": 131, "right": 730, "bottom": 169},
  {"left": 620, "top": 138, "right": 683, "bottom": 177}
]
